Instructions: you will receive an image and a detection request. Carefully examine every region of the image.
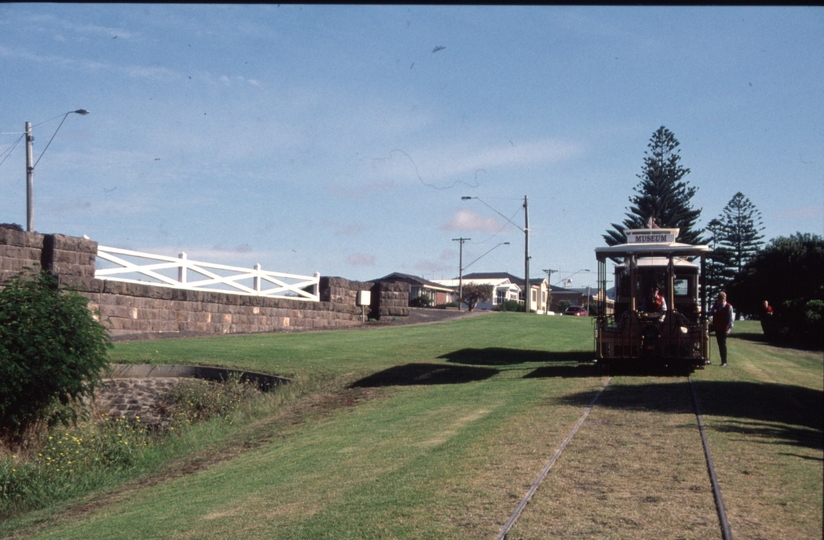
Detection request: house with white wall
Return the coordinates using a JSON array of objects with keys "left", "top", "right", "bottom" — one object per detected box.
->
[
  {"left": 432, "top": 276, "right": 520, "bottom": 311},
  {"left": 459, "top": 272, "right": 549, "bottom": 313}
]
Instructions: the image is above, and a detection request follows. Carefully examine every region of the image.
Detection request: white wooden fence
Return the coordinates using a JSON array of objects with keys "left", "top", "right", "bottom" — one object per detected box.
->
[{"left": 95, "top": 246, "right": 320, "bottom": 301}]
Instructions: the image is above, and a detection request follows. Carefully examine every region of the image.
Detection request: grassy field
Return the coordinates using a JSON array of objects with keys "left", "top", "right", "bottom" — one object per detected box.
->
[{"left": 1, "top": 315, "right": 821, "bottom": 539}]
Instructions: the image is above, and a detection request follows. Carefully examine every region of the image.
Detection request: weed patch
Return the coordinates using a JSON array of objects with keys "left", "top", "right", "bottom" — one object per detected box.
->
[
  {"left": 162, "top": 376, "right": 261, "bottom": 427},
  {"left": 0, "top": 377, "right": 263, "bottom": 518}
]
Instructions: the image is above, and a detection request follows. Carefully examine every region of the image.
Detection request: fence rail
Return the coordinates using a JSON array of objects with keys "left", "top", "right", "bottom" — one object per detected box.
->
[{"left": 95, "top": 246, "right": 320, "bottom": 301}]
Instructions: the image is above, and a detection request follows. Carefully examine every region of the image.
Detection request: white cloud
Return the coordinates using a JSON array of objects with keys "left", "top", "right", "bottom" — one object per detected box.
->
[
  {"left": 410, "top": 138, "right": 583, "bottom": 182},
  {"left": 440, "top": 209, "right": 503, "bottom": 232},
  {"left": 333, "top": 138, "right": 583, "bottom": 192}
]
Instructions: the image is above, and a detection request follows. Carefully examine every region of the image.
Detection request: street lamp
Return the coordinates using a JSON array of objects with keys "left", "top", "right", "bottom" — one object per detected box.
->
[
  {"left": 25, "top": 109, "right": 90, "bottom": 232},
  {"left": 452, "top": 237, "right": 471, "bottom": 311},
  {"left": 553, "top": 269, "right": 591, "bottom": 288},
  {"left": 462, "top": 195, "right": 531, "bottom": 312},
  {"left": 453, "top": 239, "right": 510, "bottom": 311},
  {"left": 463, "top": 241, "right": 510, "bottom": 272}
]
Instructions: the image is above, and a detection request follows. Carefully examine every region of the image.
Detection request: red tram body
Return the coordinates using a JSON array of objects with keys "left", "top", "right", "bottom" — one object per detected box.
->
[{"left": 593, "top": 228, "right": 712, "bottom": 372}]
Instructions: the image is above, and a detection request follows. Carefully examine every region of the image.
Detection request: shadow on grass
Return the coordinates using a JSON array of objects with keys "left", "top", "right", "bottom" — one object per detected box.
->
[
  {"left": 559, "top": 380, "right": 823, "bottom": 452},
  {"left": 348, "top": 363, "right": 499, "bottom": 388},
  {"left": 523, "top": 364, "right": 603, "bottom": 378},
  {"left": 439, "top": 348, "right": 595, "bottom": 366},
  {"left": 733, "top": 331, "right": 823, "bottom": 352}
]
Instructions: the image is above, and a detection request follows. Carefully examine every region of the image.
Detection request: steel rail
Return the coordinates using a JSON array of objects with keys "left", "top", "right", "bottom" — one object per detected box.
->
[
  {"left": 495, "top": 374, "right": 732, "bottom": 540},
  {"left": 689, "top": 376, "right": 734, "bottom": 540},
  {"left": 495, "top": 377, "right": 612, "bottom": 540}
]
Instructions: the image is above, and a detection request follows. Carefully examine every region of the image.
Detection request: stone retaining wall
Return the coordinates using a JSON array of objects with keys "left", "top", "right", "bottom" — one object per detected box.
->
[
  {"left": 0, "top": 228, "right": 409, "bottom": 337},
  {"left": 0, "top": 227, "right": 43, "bottom": 283}
]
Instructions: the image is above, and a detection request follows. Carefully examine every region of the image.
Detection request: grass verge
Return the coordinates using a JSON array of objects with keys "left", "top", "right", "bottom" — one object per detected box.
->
[{"left": 1, "top": 316, "right": 820, "bottom": 539}]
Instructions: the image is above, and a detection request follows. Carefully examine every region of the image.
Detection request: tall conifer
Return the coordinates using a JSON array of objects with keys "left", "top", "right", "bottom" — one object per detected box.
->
[
  {"left": 604, "top": 126, "right": 703, "bottom": 246},
  {"left": 712, "top": 192, "right": 765, "bottom": 275}
]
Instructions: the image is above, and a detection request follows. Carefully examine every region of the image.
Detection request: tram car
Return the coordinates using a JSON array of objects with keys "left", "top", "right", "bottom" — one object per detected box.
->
[{"left": 592, "top": 228, "right": 712, "bottom": 372}]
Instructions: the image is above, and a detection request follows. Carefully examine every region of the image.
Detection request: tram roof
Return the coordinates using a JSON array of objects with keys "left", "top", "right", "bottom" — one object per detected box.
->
[
  {"left": 614, "top": 256, "right": 699, "bottom": 268},
  {"left": 594, "top": 228, "right": 710, "bottom": 259}
]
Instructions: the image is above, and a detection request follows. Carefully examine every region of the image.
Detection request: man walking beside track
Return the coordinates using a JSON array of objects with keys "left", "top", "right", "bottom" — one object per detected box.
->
[{"left": 711, "top": 292, "right": 735, "bottom": 366}]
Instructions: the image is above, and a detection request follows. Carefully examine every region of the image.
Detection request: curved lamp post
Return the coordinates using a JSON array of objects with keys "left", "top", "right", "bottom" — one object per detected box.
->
[
  {"left": 452, "top": 240, "right": 510, "bottom": 311},
  {"left": 462, "top": 195, "right": 531, "bottom": 312},
  {"left": 554, "top": 269, "right": 591, "bottom": 288},
  {"left": 26, "top": 109, "right": 90, "bottom": 232}
]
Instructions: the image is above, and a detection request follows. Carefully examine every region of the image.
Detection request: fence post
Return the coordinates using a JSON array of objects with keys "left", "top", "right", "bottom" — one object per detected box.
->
[
  {"left": 178, "top": 252, "right": 187, "bottom": 284},
  {"left": 313, "top": 272, "right": 320, "bottom": 299},
  {"left": 254, "top": 263, "right": 262, "bottom": 294}
]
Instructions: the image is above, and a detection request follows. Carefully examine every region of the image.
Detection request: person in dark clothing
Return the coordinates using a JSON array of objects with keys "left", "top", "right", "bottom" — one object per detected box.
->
[
  {"left": 711, "top": 292, "right": 735, "bottom": 366},
  {"left": 760, "top": 300, "right": 774, "bottom": 334}
]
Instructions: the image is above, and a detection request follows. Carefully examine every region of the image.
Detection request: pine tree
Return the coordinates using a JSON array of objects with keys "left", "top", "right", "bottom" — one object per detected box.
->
[
  {"left": 705, "top": 218, "right": 735, "bottom": 299},
  {"left": 711, "top": 192, "right": 765, "bottom": 275},
  {"left": 604, "top": 126, "right": 703, "bottom": 247}
]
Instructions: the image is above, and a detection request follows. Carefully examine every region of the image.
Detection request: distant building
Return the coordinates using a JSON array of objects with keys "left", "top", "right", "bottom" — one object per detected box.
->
[
  {"left": 433, "top": 272, "right": 549, "bottom": 312},
  {"left": 432, "top": 277, "right": 520, "bottom": 311},
  {"left": 373, "top": 273, "right": 457, "bottom": 306},
  {"left": 463, "top": 272, "right": 549, "bottom": 313}
]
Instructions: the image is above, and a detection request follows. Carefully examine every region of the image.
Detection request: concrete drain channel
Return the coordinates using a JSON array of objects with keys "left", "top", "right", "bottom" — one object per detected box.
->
[{"left": 93, "top": 364, "right": 292, "bottom": 427}]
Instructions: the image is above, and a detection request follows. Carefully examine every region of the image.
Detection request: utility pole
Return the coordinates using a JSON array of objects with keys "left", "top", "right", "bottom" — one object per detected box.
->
[
  {"left": 543, "top": 268, "right": 557, "bottom": 314},
  {"left": 524, "top": 195, "right": 530, "bottom": 313},
  {"left": 461, "top": 194, "right": 530, "bottom": 313},
  {"left": 25, "top": 122, "right": 34, "bottom": 232},
  {"left": 23, "top": 110, "right": 89, "bottom": 233},
  {"left": 453, "top": 237, "right": 470, "bottom": 311}
]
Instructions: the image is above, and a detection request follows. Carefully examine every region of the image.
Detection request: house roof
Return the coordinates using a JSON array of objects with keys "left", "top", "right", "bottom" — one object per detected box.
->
[
  {"left": 374, "top": 272, "right": 455, "bottom": 292},
  {"left": 433, "top": 277, "right": 517, "bottom": 289},
  {"left": 462, "top": 272, "right": 545, "bottom": 288}
]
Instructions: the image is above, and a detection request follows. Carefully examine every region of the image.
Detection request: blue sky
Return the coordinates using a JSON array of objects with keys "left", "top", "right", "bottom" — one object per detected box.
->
[{"left": 1, "top": 5, "right": 821, "bottom": 289}]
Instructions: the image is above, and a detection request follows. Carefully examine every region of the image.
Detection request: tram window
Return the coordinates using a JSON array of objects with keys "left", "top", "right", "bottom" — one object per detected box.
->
[{"left": 673, "top": 278, "right": 689, "bottom": 297}]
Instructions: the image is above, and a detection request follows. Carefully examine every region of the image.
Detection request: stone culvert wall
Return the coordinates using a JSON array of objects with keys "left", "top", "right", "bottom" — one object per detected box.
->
[
  {"left": 320, "top": 277, "right": 410, "bottom": 320},
  {"left": 0, "top": 228, "right": 409, "bottom": 338}
]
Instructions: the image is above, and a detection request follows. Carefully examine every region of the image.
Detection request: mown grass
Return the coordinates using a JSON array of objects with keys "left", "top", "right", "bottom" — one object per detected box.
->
[
  {"left": 1, "top": 316, "right": 820, "bottom": 539},
  {"left": 690, "top": 321, "right": 823, "bottom": 540}
]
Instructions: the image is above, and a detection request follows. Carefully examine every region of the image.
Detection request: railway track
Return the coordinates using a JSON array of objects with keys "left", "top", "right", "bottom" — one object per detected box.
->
[{"left": 496, "top": 375, "right": 733, "bottom": 540}]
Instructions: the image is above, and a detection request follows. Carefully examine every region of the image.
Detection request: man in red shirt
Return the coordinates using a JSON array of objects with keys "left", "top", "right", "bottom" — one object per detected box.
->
[
  {"left": 641, "top": 285, "right": 667, "bottom": 315},
  {"left": 711, "top": 292, "right": 735, "bottom": 366}
]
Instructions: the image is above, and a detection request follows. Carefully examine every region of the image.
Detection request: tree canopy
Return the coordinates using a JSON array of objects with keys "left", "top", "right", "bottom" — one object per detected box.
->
[
  {"left": 711, "top": 192, "right": 765, "bottom": 273},
  {"left": 706, "top": 192, "right": 765, "bottom": 298},
  {"left": 729, "top": 233, "right": 823, "bottom": 348},
  {"left": 604, "top": 126, "right": 703, "bottom": 247},
  {"left": 460, "top": 283, "right": 493, "bottom": 312}
]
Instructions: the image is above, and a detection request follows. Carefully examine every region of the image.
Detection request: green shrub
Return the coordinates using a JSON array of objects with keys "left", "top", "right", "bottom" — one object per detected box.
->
[
  {"left": 0, "top": 270, "right": 111, "bottom": 440},
  {"left": 494, "top": 300, "right": 524, "bottom": 312},
  {"left": 764, "top": 297, "right": 824, "bottom": 349},
  {"left": 409, "top": 295, "right": 433, "bottom": 308}
]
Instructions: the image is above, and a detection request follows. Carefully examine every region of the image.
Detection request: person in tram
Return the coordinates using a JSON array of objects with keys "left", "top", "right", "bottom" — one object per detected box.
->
[{"left": 641, "top": 284, "right": 667, "bottom": 318}]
